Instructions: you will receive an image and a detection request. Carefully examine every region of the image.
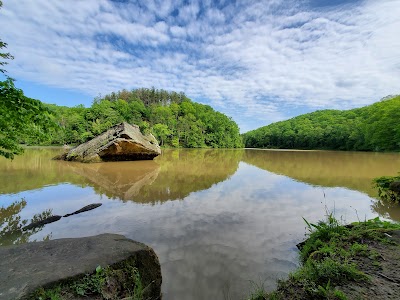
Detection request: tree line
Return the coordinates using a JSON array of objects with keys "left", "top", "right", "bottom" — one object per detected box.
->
[
  {"left": 243, "top": 95, "right": 400, "bottom": 152},
  {"left": 18, "top": 88, "right": 243, "bottom": 149}
]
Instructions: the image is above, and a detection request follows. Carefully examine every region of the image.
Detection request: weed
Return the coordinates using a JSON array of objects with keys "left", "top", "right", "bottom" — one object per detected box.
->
[
  {"left": 30, "top": 264, "right": 144, "bottom": 300},
  {"left": 129, "top": 266, "right": 143, "bottom": 300},
  {"left": 246, "top": 280, "right": 268, "bottom": 300},
  {"left": 315, "top": 280, "right": 348, "bottom": 300},
  {"left": 349, "top": 242, "right": 368, "bottom": 256}
]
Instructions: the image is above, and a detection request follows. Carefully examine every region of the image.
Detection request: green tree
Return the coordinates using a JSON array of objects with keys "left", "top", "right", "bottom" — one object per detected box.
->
[
  {"left": 152, "top": 123, "right": 171, "bottom": 146},
  {"left": 0, "top": 78, "right": 54, "bottom": 158},
  {"left": 0, "top": 1, "right": 13, "bottom": 75},
  {"left": 243, "top": 96, "right": 400, "bottom": 152}
]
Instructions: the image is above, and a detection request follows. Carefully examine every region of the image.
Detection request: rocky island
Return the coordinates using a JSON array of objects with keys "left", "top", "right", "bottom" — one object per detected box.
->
[{"left": 55, "top": 122, "right": 161, "bottom": 163}]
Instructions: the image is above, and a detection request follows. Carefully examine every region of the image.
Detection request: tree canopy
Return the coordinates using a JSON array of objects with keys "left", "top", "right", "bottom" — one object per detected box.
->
[
  {"left": 21, "top": 88, "right": 243, "bottom": 149},
  {"left": 0, "top": 78, "right": 55, "bottom": 159},
  {"left": 243, "top": 95, "right": 400, "bottom": 152}
]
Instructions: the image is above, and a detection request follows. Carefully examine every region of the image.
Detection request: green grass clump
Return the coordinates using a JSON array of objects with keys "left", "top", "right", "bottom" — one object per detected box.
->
[
  {"left": 260, "top": 213, "right": 400, "bottom": 300},
  {"left": 31, "top": 264, "right": 144, "bottom": 300}
]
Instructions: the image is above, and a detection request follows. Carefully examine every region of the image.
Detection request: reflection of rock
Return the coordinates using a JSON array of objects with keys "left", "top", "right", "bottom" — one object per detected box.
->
[
  {"left": 0, "top": 234, "right": 162, "bottom": 300},
  {"left": 2, "top": 148, "right": 243, "bottom": 204},
  {"left": 22, "top": 215, "right": 62, "bottom": 231},
  {"left": 55, "top": 122, "right": 161, "bottom": 163},
  {"left": 63, "top": 203, "right": 102, "bottom": 217},
  {"left": 68, "top": 149, "right": 244, "bottom": 204},
  {"left": 67, "top": 161, "right": 161, "bottom": 201}
]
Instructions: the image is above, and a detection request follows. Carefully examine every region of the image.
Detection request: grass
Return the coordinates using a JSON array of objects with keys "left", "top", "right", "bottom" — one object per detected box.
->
[
  {"left": 251, "top": 211, "right": 400, "bottom": 300},
  {"left": 31, "top": 264, "right": 144, "bottom": 300},
  {"left": 246, "top": 280, "right": 268, "bottom": 300}
]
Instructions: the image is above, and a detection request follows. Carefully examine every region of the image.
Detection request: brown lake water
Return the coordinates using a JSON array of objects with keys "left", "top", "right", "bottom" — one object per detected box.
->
[{"left": 1, "top": 148, "right": 400, "bottom": 299}]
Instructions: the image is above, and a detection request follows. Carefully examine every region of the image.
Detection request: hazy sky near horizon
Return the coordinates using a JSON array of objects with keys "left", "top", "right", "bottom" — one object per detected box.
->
[{"left": 1, "top": 0, "right": 399, "bottom": 132}]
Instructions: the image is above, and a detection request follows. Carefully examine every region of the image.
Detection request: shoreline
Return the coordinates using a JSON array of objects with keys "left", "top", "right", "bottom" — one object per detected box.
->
[{"left": 252, "top": 217, "right": 400, "bottom": 300}]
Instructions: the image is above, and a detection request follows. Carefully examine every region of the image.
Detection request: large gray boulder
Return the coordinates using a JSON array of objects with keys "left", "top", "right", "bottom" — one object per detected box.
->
[
  {"left": 55, "top": 122, "right": 161, "bottom": 162},
  {"left": 0, "top": 234, "right": 162, "bottom": 300}
]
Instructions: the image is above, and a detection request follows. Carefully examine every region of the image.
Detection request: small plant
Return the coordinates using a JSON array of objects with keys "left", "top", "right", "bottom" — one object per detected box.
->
[
  {"left": 31, "top": 264, "right": 144, "bottom": 300},
  {"left": 349, "top": 242, "right": 368, "bottom": 256},
  {"left": 130, "top": 266, "right": 144, "bottom": 300},
  {"left": 316, "top": 280, "right": 347, "bottom": 299},
  {"left": 246, "top": 280, "right": 268, "bottom": 300},
  {"left": 72, "top": 265, "right": 106, "bottom": 296}
]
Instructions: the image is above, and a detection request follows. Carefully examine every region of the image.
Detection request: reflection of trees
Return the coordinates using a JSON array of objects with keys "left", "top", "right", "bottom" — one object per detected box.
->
[
  {"left": 1, "top": 148, "right": 244, "bottom": 204},
  {"left": 0, "top": 148, "right": 82, "bottom": 195},
  {"left": 0, "top": 200, "right": 52, "bottom": 246},
  {"left": 138, "top": 149, "right": 244, "bottom": 203},
  {"left": 242, "top": 149, "right": 400, "bottom": 221},
  {"left": 243, "top": 149, "right": 400, "bottom": 198},
  {"left": 68, "top": 149, "right": 244, "bottom": 203},
  {"left": 371, "top": 200, "right": 400, "bottom": 222}
]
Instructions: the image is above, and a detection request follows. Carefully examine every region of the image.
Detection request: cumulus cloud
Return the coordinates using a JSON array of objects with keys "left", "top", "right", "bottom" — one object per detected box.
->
[{"left": 0, "top": 0, "right": 399, "bottom": 132}]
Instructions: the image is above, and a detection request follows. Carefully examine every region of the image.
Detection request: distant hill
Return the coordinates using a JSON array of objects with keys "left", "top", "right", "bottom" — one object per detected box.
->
[{"left": 243, "top": 96, "right": 400, "bottom": 151}]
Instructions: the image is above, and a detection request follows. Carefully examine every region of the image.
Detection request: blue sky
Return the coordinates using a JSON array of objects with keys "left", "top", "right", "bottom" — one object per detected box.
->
[{"left": 1, "top": 0, "right": 399, "bottom": 133}]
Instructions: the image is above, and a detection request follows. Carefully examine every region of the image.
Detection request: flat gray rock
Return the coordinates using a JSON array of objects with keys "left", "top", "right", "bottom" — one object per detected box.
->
[{"left": 0, "top": 234, "right": 162, "bottom": 300}]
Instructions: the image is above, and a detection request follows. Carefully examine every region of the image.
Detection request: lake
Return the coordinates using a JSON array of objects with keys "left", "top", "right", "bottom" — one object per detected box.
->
[{"left": 1, "top": 148, "right": 399, "bottom": 299}]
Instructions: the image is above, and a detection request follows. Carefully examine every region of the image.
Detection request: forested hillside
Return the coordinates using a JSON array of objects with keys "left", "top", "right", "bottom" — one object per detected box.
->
[
  {"left": 21, "top": 88, "right": 243, "bottom": 148},
  {"left": 243, "top": 95, "right": 400, "bottom": 151}
]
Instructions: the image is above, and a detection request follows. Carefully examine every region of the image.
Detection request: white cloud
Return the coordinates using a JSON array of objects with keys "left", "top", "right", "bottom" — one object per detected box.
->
[{"left": 0, "top": 0, "right": 399, "bottom": 132}]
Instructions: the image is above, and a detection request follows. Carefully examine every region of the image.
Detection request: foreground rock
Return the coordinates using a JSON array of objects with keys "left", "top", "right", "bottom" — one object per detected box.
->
[
  {"left": 55, "top": 122, "right": 161, "bottom": 163},
  {"left": 0, "top": 234, "right": 162, "bottom": 300}
]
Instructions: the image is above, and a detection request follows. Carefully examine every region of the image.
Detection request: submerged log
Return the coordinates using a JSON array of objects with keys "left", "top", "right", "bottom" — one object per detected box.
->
[
  {"left": 54, "top": 122, "right": 161, "bottom": 163},
  {"left": 63, "top": 203, "right": 102, "bottom": 217},
  {"left": 22, "top": 215, "right": 62, "bottom": 231}
]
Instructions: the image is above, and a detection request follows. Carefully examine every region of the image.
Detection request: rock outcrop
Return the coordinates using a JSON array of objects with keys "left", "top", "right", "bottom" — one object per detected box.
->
[
  {"left": 55, "top": 122, "right": 161, "bottom": 163},
  {"left": 0, "top": 234, "right": 162, "bottom": 300}
]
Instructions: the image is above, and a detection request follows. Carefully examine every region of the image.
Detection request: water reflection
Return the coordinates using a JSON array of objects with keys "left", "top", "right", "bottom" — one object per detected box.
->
[
  {"left": 372, "top": 199, "right": 400, "bottom": 221},
  {"left": 243, "top": 149, "right": 400, "bottom": 198},
  {"left": 0, "top": 148, "right": 244, "bottom": 203},
  {"left": 140, "top": 149, "right": 244, "bottom": 202},
  {"left": 66, "top": 161, "right": 161, "bottom": 202},
  {"left": 1, "top": 148, "right": 400, "bottom": 300},
  {"left": 0, "top": 200, "right": 53, "bottom": 246},
  {"left": 0, "top": 147, "right": 80, "bottom": 195}
]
